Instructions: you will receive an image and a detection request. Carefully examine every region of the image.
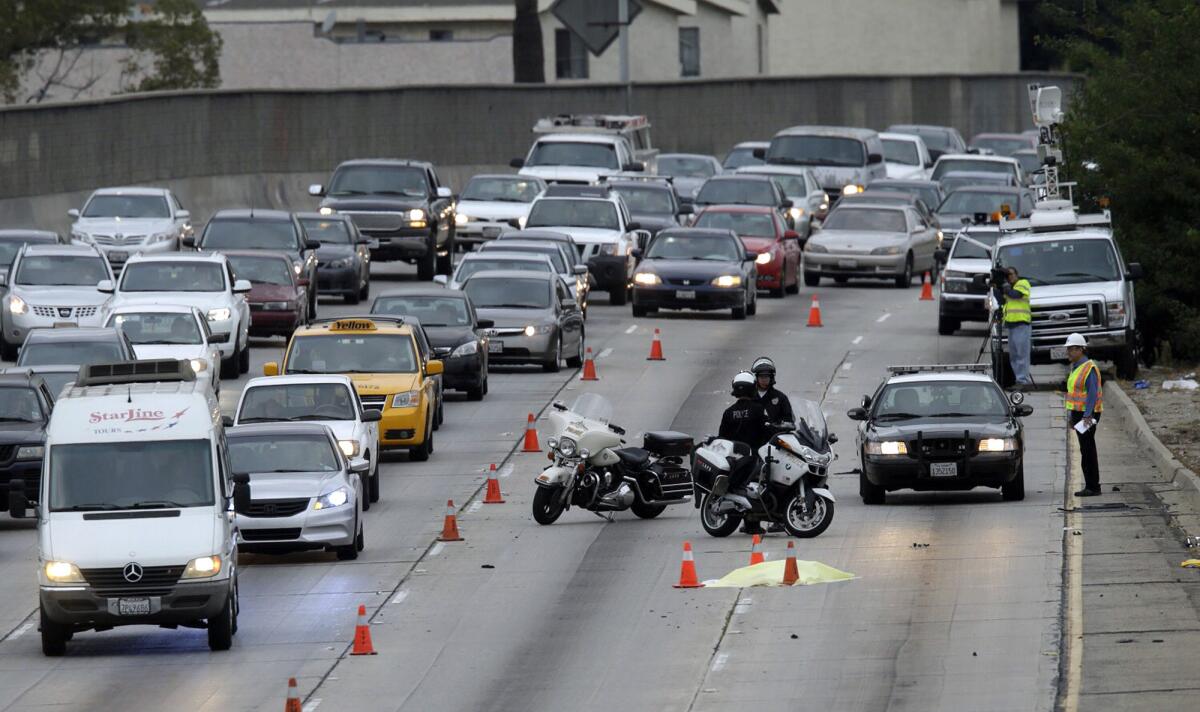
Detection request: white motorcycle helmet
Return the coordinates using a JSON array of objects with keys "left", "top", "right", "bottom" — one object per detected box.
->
[{"left": 731, "top": 370, "right": 756, "bottom": 398}]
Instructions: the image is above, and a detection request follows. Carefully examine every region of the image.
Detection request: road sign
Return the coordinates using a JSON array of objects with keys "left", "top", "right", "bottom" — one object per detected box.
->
[{"left": 551, "top": 0, "right": 643, "bottom": 56}]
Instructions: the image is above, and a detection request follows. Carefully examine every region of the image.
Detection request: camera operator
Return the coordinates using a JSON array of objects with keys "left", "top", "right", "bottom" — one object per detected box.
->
[{"left": 994, "top": 265, "right": 1032, "bottom": 388}]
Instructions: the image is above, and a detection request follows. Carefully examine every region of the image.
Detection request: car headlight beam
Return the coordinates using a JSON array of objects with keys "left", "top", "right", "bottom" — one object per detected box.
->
[
  {"left": 182, "top": 555, "right": 222, "bottom": 579},
  {"left": 44, "top": 560, "right": 84, "bottom": 583},
  {"left": 207, "top": 307, "right": 231, "bottom": 322},
  {"left": 978, "top": 437, "right": 1018, "bottom": 452},
  {"left": 314, "top": 488, "right": 350, "bottom": 510},
  {"left": 755, "top": 252, "right": 772, "bottom": 265},
  {"left": 865, "top": 440, "right": 908, "bottom": 456},
  {"left": 188, "top": 358, "right": 208, "bottom": 373},
  {"left": 450, "top": 340, "right": 478, "bottom": 357},
  {"left": 712, "top": 275, "right": 741, "bottom": 288},
  {"left": 338, "top": 439, "right": 360, "bottom": 458},
  {"left": 16, "top": 445, "right": 44, "bottom": 460},
  {"left": 633, "top": 272, "right": 661, "bottom": 286},
  {"left": 9, "top": 294, "right": 27, "bottom": 315}
]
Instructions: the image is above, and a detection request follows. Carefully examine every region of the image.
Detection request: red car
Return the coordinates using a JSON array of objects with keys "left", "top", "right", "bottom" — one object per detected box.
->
[
  {"left": 692, "top": 206, "right": 803, "bottom": 297},
  {"left": 224, "top": 250, "right": 310, "bottom": 338}
]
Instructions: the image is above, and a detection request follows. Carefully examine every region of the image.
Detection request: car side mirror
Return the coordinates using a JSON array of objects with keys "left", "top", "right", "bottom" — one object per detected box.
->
[
  {"left": 563, "top": 298, "right": 578, "bottom": 311},
  {"left": 362, "top": 409, "right": 382, "bottom": 423},
  {"left": 622, "top": 161, "right": 645, "bottom": 173},
  {"left": 860, "top": 394, "right": 872, "bottom": 408},
  {"left": 231, "top": 472, "right": 251, "bottom": 511},
  {"left": 677, "top": 204, "right": 693, "bottom": 217},
  {"left": 67, "top": 208, "right": 81, "bottom": 219},
  {"left": 867, "top": 153, "right": 883, "bottom": 164},
  {"left": 263, "top": 361, "right": 279, "bottom": 376},
  {"left": 934, "top": 248, "right": 949, "bottom": 263},
  {"left": 304, "top": 240, "right": 321, "bottom": 251},
  {"left": 572, "top": 264, "right": 588, "bottom": 275},
  {"left": 426, "top": 359, "right": 444, "bottom": 376},
  {"left": 509, "top": 158, "right": 525, "bottom": 169},
  {"left": 744, "top": 250, "right": 760, "bottom": 262},
  {"left": 846, "top": 407, "right": 868, "bottom": 421},
  {"left": 1013, "top": 404, "right": 1034, "bottom": 417},
  {"left": 97, "top": 279, "right": 114, "bottom": 293},
  {"left": 181, "top": 236, "right": 196, "bottom": 249},
  {"left": 436, "top": 186, "right": 453, "bottom": 199},
  {"left": 781, "top": 198, "right": 794, "bottom": 209},
  {"left": 221, "top": 415, "right": 234, "bottom": 427},
  {"left": 7, "top": 480, "right": 28, "bottom": 519},
  {"left": 308, "top": 184, "right": 325, "bottom": 197},
  {"left": 752, "top": 147, "right": 767, "bottom": 159},
  {"left": 176, "top": 209, "right": 190, "bottom": 221},
  {"left": 784, "top": 230, "right": 800, "bottom": 240},
  {"left": 476, "top": 318, "right": 494, "bottom": 329},
  {"left": 1126, "top": 262, "right": 1143, "bottom": 281},
  {"left": 433, "top": 275, "right": 449, "bottom": 286},
  {"left": 233, "top": 279, "right": 252, "bottom": 293},
  {"left": 925, "top": 159, "right": 934, "bottom": 168},
  {"left": 350, "top": 459, "right": 371, "bottom": 474}
]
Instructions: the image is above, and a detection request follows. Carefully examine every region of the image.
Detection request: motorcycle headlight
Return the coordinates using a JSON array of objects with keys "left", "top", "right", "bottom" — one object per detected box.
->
[
  {"left": 182, "top": 555, "right": 222, "bottom": 579},
  {"left": 188, "top": 358, "right": 208, "bottom": 374},
  {"left": 557, "top": 437, "right": 577, "bottom": 457},
  {"left": 633, "top": 272, "right": 661, "bottom": 286},
  {"left": 8, "top": 294, "right": 27, "bottom": 315},
  {"left": 712, "top": 275, "right": 742, "bottom": 288},
  {"left": 207, "top": 307, "right": 231, "bottom": 322},
  {"left": 755, "top": 252, "right": 773, "bottom": 265},
  {"left": 338, "top": 439, "right": 359, "bottom": 458},
  {"left": 450, "top": 340, "right": 478, "bottom": 357},
  {"left": 16, "top": 445, "right": 44, "bottom": 460},
  {"left": 805, "top": 242, "right": 828, "bottom": 254},
  {"left": 391, "top": 390, "right": 420, "bottom": 408},
  {"left": 455, "top": 213, "right": 470, "bottom": 226},
  {"left": 871, "top": 245, "right": 903, "bottom": 256},
  {"left": 44, "top": 560, "right": 84, "bottom": 583},
  {"left": 314, "top": 488, "right": 350, "bottom": 510},
  {"left": 978, "top": 437, "right": 1018, "bottom": 452},
  {"left": 865, "top": 440, "right": 908, "bottom": 456}
]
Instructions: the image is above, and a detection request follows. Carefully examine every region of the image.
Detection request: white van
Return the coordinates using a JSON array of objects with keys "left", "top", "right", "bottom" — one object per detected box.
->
[{"left": 22, "top": 359, "right": 240, "bottom": 656}]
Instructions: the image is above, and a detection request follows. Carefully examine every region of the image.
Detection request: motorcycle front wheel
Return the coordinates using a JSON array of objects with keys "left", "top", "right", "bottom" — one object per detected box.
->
[
  {"left": 532, "top": 486, "right": 566, "bottom": 525},
  {"left": 782, "top": 494, "right": 834, "bottom": 538},
  {"left": 700, "top": 493, "right": 741, "bottom": 537}
]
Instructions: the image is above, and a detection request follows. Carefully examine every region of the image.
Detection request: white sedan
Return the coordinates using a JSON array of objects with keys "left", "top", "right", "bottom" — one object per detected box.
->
[{"left": 105, "top": 305, "right": 221, "bottom": 391}]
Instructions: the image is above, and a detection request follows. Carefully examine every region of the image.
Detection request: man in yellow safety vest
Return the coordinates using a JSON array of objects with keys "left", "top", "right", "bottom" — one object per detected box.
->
[
  {"left": 1064, "top": 332, "right": 1103, "bottom": 496},
  {"left": 998, "top": 266, "right": 1032, "bottom": 388}
]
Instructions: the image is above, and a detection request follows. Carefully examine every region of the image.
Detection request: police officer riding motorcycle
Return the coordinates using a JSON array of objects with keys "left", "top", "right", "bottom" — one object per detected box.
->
[{"left": 751, "top": 356, "right": 794, "bottom": 424}]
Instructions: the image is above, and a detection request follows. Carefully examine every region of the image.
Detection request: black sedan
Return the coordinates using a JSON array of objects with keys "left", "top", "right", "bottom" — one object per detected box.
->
[
  {"left": 607, "top": 179, "right": 687, "bottom": 239},
  {"left": 0, "top": 372, "right": 56, "bottom": 517},
  {"left": 370, "top": 288, "right": 493, "bottom": 400},
  {"left": 629, "top": 228, "right": 758, "bottom": 320},
  {"left": 848, "top": 365, "right": 1032, "bottom": 504},
  {"left": 297, "top": 213, "right": 372, "bottom": 304}
]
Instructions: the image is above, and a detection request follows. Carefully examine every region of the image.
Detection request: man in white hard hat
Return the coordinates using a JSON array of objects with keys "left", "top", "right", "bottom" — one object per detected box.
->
[{"left": 1063, "top": 333, "right": 1103, "bottom": 496}]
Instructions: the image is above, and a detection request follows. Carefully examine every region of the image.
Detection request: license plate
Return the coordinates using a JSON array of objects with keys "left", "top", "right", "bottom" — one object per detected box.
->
[
  {"left": 838, "top": 259, "right": 857, "bottom": 269},
  {"left": 52, "top": 321, "right": 77, "bottom": 328},
  {"left": 488, "top": 340, "right": 503, "bottom": 353},
  {"left": 118, "top": 597, "right": 151, "bottom": 616},
  {"left": 1050, "top": 346, "right": 1067, "bottom": 361},
  {"left": 930, "top": 462, "right": 958, "bottom": 478},
  {"left": 676, "top": 290, "right": 696, "bottom": 299},
  {"left": 483, "top": 226, "right": 502, "bottom": 238}
]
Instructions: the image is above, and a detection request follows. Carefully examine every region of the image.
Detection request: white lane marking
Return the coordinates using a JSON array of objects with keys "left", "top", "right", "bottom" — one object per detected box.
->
[
  {"left": 624, "top": 324, "right": 638, "bottom": 334},
  {"left": 498, "top": 463, "right": 513, "bottom": 479},
  {"left": 711, "top": 652, "right": 730, "bottom": 672},
  {"left": 303, "top": 700, "right": 322, "bottom": 712},
  {"left": 841, "top": 362, "right": 852, "bottom": 371},
  {"left": 852, "top": 335, "right": 863, "bottom": 345},
  {"left": 830, "top": 385, "right": 842, "bottom": 394},
  {"left": 3, "top": 622, "right": 33, "bottom": 642},
  {"left": 429, "top": 542, "right": 444, "bottom": 557},
  {"left": 390, "top": 590, "right": 409, "bottom": 605},
  {"left": 597, "top": 347, "right": 613, "bottom": 359},
  {"left": 468, "top": 501, "right": 483, "bottom": 513},
  {"left": 876, "top": 312, "right": 891, "bottom": 323}
]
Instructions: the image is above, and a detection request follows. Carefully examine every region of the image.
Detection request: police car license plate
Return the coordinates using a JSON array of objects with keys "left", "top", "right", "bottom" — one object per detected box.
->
[
  {"left": 1050, "top": 346, "right": 1068, "bottom": 361},
  {"left": 930, "top": 462, "right": 958, "bottom": 478},
  {"left": 838, "top": 259, "right": 857, "bottom": 269},
  {"left": 117, "top": 597, "right": 151, "bottom": 616},
  {"left": 488, "top": 340, "right": 503, "bottom": 353},
  {"left": 675, "top": 290, "right": 696, "bottom": 299}
]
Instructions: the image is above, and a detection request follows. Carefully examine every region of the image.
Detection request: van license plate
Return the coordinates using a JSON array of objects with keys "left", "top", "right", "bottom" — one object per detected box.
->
[
  {"left": 118, "top": 597, "right": 151, "bottom": 616},
  {"left": 675, "top": 290, "right": 696, "bottom": 299},
  {"left": 838, "top": 259, "right": 857, "bottom": 269},
  {"left": 1050, "top": 346, "right": 1068, "bottom": 361},
  {"left": 930, "top": 462, "right": 958, "bottom": 478},
  {"left": 488, "top": 340, "right": 503, "bottom": 353}
]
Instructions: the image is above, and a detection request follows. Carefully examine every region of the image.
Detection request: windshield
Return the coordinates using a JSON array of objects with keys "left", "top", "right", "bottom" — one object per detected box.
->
[
  {"left": 659, "top": 156, "right": 716, "bottom": 178},
  {"left": 823, "top": 207, "right": 906, "bottom": 233},
  {"left": 18, "top": 340, "right": 123, "bottom": 367},
  {"left": 0, "top": 239, "right": 49, "bottom": 268},
  {"left": 645, "top": 233, "right": 741, "bottom": 261},
  {"left": 791, "top": 398, "right": 828, "bottom": 445},
  {"left": 939, "top": 191, "right": 1020, "bottom": 215},
  {"left": 202, "top": 220, "right": 297, "bottom": 251},
  {"left": 940, "top": 174, "right": 1014, "bottom": 192},
  {"left": 239, "top": 383, "right": 357, "bottom": 423},
  {"left": 1014, "top": 152, "right": 1041, "bottom": 175},
  {"left": 110, "top": 312, "right": 201, "bottom": 345},
  {"left": 932, "top": 160, "right": 1015, "bottom": 181},
  {"left": 286, "top": 334, "right": 417, "bottom": 374},
  {"left": 695, "top": 179, "right": 776, "bottom": 206},
  {"left": 15, "top": 255, "right": 107, "bottom": 286},
  {"left": 229, "top": 433, "right": 340, "bottom": 473},
  {"left": 883, "top": 139, "right": 920, "bottom": 166},
  {"left": 463, "top": 278, "right": 550, "bottom": 309},
  {"left": 81, "top": 195, "right": 169, "bottom": 219},
  {"left": 462, "top": 177, "right": 541, "bottom": 202},
  {"left": 228, "top": 255, "right": 293, "bottom": 286},
  {"left": 34, "top": 371, "right": 74, "bottom": 398},
  {"left": 693, "top": 211, "right": 776, "bottom": 237},
  {"left": 455, "top": 258, "right": 552, "bottom": 283},
  {"left": 569, "top": 393, "right": 612, "bottom": 424},
  {"left": 526, "top": 199, "right": 619, "bottom": 230},
  {"left": 722, "top": 147, "right": 764, "bottom": 169},
  {"left": 49, "top": 440, "right": 214, "bottom": 511},
  {"left": 892, "top": 127, "right": 954, "bottom": 152},
  {"left": 612, "top": 186, "right": 674, "bottom": 214},
  {"left": 120, "top": 262, "right": 225, "bottom": 292},
  {"left": 973, "top": 137, "right": 1031, "bottom": 157},
  {"left": 328, "top": 165, "right": 429, "bottom": 198},
  {"left": 482, "top": 245, "right": 568, "bottom": 273},
  {"left": 875, "top": 381, "right": 1008, "bottom": 420},
  {"left": 949, "top": 232, "right": 999, "bottom": 260},
  {"left": 526, "top": 141, "right": 618, "bottom": 169},
  {"left": 299, "top": 218, "right": 352, "bottom": 244},
  {"left": 0, "top": 387, "right": 44, "bottom": 422},
  {"left": 996, "top": 239, "right": 1121, "bottom": 285},
  {"left": 868, "top": 183, "right": 941, "bottom": 211},
  {"left": 371, "top": 295, "right": 470, "bottom": 326},
  {"left": 766, "top": 136, "right": 866, "bottom": 167}
]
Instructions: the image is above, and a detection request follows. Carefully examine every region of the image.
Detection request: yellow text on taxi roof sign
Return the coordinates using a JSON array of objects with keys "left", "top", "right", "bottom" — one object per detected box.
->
[{"left": 330, "top": 318, "right": 378, "bottom": 332}]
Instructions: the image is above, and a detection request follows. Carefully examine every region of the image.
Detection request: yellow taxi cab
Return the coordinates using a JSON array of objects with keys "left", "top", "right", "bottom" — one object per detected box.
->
[{"left": 264, "top": 317, "right": 442, "bottom": 460}]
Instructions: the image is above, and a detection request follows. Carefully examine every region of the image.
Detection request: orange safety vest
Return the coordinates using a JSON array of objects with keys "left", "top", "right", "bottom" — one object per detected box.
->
[{"left": 1065, "top": 359, "right": 1103, "bottom": 412}]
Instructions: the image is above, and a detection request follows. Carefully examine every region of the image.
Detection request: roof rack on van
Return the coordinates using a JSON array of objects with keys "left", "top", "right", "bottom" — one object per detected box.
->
[
  {"left": 886, "top": 364, "right": 991, "bottom": 376},
  {"left": 1000, "top": 199, "right": 1111, "bottom": 233},
  {"left": 76, "top": 359, "right": 195, "bottom": 387}
]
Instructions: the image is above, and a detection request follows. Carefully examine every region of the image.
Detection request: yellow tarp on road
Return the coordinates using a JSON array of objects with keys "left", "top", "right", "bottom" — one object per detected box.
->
[{"left": 703, "top": 559, "right": 856, "bottom": 588}]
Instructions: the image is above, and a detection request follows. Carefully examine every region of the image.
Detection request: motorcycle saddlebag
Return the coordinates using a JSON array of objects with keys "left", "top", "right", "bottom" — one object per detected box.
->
[{"left": 643, "top": 431, "right": 694, "bottom": 458}]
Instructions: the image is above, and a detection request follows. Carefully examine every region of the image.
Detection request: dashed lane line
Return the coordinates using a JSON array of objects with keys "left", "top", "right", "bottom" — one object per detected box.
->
[
  {"left": 624, "top": 324, "right": 638, "bottom": 334},
  {"left": 852, "top": 335, "right": 863, "bottom": 345},
  {"left": 876, "top": 312, "right": 891, "bottom": 323}
]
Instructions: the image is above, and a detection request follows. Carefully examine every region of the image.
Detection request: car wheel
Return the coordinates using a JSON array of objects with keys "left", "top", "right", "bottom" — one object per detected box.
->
[
  {"left": 344, "top": 289, "right": 360, "bottom": 305},
  {"left": 336, "top": 513, "right": 361, "bottom": 560},
  {"left": 0, "top": 337, "right": 17, "bottom": 362},
  {"left": 608, "top": 283, "right": 628, "bottom": 306},
  {"left": 769, "top": 282, "right": 785, "bottom": 298},
  {"left": 1002, "top": 462, "right": 1025, "bottom": 501},
  {"left": 860, "top": 465, "right": 885, "bottom": 505},
  {"left": 417, "top": 233, "right": 437, "bottom": 281},
  {"left": 467, "top": 379, "right": 485, "bottom": 401},
  {"left": 40, "top": 606, "right": 68, "bottom": 657},
  {"left": 359, "top": 273, "right": 370, "bottom": 300},
  {"left": 565, "top": 331, "right": 584, "bottom": 368},
  {"left": 785, "top": 266, "right": 801, "bottom": 295},
  {"left": 937, "top": 316, "right": 960, "bottom": 336},
  {"left": 410, "top": 414, "right": 433, "bottom": 461},
  {"left": 731, "top": 303, "right": 747, "bottom": 320},
  {"left": 803, "top": 272, "right": 820, "bottom": 287},
  {"left": 207, "top": 592, "right": 235, "bottom": 651},
  {"left": 238, "top": 338, "right": 250, "bottom": 374},
  {"left": 895, "top": 255, "right": 913, "bottom": 288},
  {"left": 368, "top": 455, "right": 380, "bottom": 503},
  {"left": 746, "top": 289, "right": 757, "bottom": 316},
  {"left": 542, "top": 336, "right": 562, "bottom": 372},
  {"left": 1115, "top": 342, "right": 1139, "bottom": 380},
  {"left": 436, "top": 235, "right": 455, "bottom": 276},
  {"left": 221, "top": 348, "right": 239, "bottom": 380},
  {"left": 632, "top": 303, "right": 647, "bottom": 318}
]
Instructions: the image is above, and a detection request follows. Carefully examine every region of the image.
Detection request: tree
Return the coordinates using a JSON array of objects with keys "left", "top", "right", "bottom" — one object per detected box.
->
[
  {"left": 1059, "top": 0, "right": 1200, "bottom": 360},
  {"left": 513, "top": 0, "right": 544, "bottom": 83},
  {"left": 0, "top": 0, "right": 128, "bottom": 102},
  {"left": 121, "top": 0, "right": 222, "bottom": 93}
]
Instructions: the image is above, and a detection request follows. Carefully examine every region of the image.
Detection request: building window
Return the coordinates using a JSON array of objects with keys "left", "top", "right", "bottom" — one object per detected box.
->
[
  {"left": 555, "top": 28, "right": 588, "bottom": 79},
  {"left": 679, "top": 27, "right": 700, "bottom": 77},
  {"left": 429, "top": 29, "right": 453, "bottom": 41}
]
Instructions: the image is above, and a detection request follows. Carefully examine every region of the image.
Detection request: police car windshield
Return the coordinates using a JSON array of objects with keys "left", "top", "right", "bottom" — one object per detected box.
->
[
  {"left": 371, "top": 296, "right": 470, "bottom": 326},
  {"left": 228, "top": 434, "right": 341, "bottom": 473},
  {"left": 239, "top": 383, "right": 357, "bottom": 422},
  {"left": 49, "top": 440, "right": 214, "bottom": 511},
  {"left": 121, "top": 262, "right": 226, "bottom": 292},
  {"left": 939, "top": 191, "right": 1018, "bottom": 214},
  {"left": 15, "top": 255, "right": 108, "bottom": 286},
  {"left": 110, "top": 312, "right": 202, "bottom": 345},
  {"left": 286, "top": 334, "right": 418, "bottom": 374},
  {"left": 228, "top": 255, "right": 293, "bottom": 286},
  {"left": 875, "top": 381, "right": 1007, "bottom": 420},
  {"left": 17, "top": 341, "right": 123, "bottom": 367},
  {"left": 659, "top": 156, "right": 716, "bottom": 178},
  {"left": 526, "top": 199, "right": 619, "bottom": 230},
  {"left": 996, "top": 239, "right": 1121, "bottom": 286}
]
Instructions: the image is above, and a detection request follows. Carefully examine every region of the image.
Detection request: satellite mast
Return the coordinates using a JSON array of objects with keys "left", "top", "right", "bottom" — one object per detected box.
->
[{"left": 1028, "top": 84, "right": 1065, "bottom": 201}]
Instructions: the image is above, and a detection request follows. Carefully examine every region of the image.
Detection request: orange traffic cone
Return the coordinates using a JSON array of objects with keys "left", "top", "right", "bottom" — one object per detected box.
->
[
  {"left": 673, "top": 541, "right": 704, "bottom": 588},
  {"left": 581, "top": 347, "right": 598, "bottom": 380},
  {"left": 749, "top": 534, "right": 765, "bottom": 565},
  {"left": 438, "top": 499, "right": 463, "bottom": 541},
  {"left": 806, "top": 294, "right": 823, "bottom": 327},
  {"left": 284, "top": 677, "right": 302, "bottom": 712},
  {"left": 782, "top": 540, "right": 800, "bottom": 585},
  {"left": 483, "top": 463, "right": 505, "bottom": 504},
  {"left": 521, "top": 413, "right": 540, "bottom": 452},
  {"left": 349, "top": 604, "right": 377, "bottom": 655},
  {"left": 647, "top": 328, "right": 665, "bottom": 361},
  {"left": 919, "top": 272, "right": 934, "bottom": 301}
]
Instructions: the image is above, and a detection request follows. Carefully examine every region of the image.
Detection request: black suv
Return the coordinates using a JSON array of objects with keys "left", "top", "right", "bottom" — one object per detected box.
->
[
  {"left": 310, "top": 160, "right": 457, "bottom": 281},
  {"left": 0, "top": 373, "right": 55, "bottom": 517}
]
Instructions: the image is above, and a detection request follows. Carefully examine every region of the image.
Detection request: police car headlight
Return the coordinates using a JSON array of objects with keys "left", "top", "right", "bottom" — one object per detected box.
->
[
  {"left": 455, "top": 213, "right": 470, "bottom": 227},
  {"left": 318, "top": 206, "right": 335, "bottom": 216},
  {"left": 188, "top": 358, "right": 208, "bottom": 374},
  {"left": 391, "top": 390, "right": 420, "bottom": 408},
  {"left": 207, "top": 307, "right": 231, "bottom": 322},
  {"left": 712, "top": 275, "right": 742, "bottom": 288},
  {"left": 16, "top": 445, "right": 44, "bottom": 460},
  {"left": 313, "top": 488, "right": 350, "bottom": 510},
  {"left": 338, "top": 439, "right": 360, "bottom": 458},
  {"left": 865, "top": 440, "right": 907, "bottom": 456},
  {"left": 450, "top": 340, "right": 478, "bottom": 357},
  {"left": 557, "top": 437, "right": 577, "bottom": 458},
  {"left": 8, "top": 294, "right": 27, "bottom": 315},
  {"left": 978, "top": 438, "right": 1018, "bottom": 452},
  {"left": 633, "top": 272, "right": 661, "bottom": 286},
  {"left": 182, "top": 555, "right": 222, "bottom": 579},
  {"left": 44, "top": 560, "right": 84, "bottom": 583},
  {"left": 755, "top": 252, "right": 773, "bottom": 265}
]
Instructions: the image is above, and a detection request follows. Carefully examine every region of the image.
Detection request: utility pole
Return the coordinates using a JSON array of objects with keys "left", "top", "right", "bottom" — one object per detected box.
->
[{"left": 618, "top": 0, "right": 631, "bottom": 113}]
